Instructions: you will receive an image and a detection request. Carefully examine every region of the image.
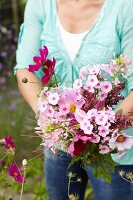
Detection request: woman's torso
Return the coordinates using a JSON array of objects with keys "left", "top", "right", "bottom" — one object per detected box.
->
[{"left": 34, "top": 0, "right": 133, "bottom": 164}]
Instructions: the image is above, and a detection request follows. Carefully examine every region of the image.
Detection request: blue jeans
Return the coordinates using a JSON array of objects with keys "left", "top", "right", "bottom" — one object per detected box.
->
[{"left": 45, "top": 149, "right": 133, "bottom": 200}]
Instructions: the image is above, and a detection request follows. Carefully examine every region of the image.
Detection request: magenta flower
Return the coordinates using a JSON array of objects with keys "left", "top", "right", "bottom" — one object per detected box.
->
[
  {"left": 28, "top": 46, "right": 48, "bottom": 72},
  {"left": 9, "top": 163, "right": 25, "bottom": 183},
  {"left": 4, "top": 136, "right": 16, "bottom": 150},
  {"left": 42, "top": 58, "right": 56, "bottom": 85},
  {"left": 69, "top": 134, "right": 91, "bottom": 157}
]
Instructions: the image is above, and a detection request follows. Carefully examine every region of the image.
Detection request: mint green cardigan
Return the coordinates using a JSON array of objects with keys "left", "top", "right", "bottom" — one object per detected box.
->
[{"left": 14, "top": 0, "right": 133, "bottom": 165}]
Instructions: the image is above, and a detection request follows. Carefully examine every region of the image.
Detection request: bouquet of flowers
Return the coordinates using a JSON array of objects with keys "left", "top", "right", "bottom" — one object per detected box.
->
[{"left": 27, "top": 45, "right": 133, "bottom": 183}]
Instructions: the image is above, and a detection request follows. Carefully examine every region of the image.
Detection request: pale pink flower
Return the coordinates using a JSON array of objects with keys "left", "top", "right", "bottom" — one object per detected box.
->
[
  {"left": 80, "top": 121, "right": 93, "bottom": 135},
  {"left": 83, "top": 85, "right": 95, "bottom": 93},
  {"left": 109, "top": 134, "right": 133, "bottom": 151},
  {"left": 87, "top": 109, "right": 97, "bottom": 119},
  {"left": 95, "top": 111, "right": 108, "bottom": 126},
  {"left": 48, "top": 93, "right": 60, "bottom": 105},
  {"left": 73, "top": 79, "right": 82, "bottom": 89},
  {"left": 99, "top": 92, "right": 107, "bottom": 101},
  {"left": 45, "top": 106, "right": 55, "bottom": 117},
  {"left": 37, "top": 100, "right": 48, "bottom": 112},
  {"left": 101, "top": 81, "right": 112, "bottom": 93},
  {"left": 87, "top": 75, "right": 99, "bottom": 87},
  {"left": 105, "top": 109, "right": 115, "bottom": 123},
  {"left": 99, "top": 145, "right": 110, "bottom": 154},
  {"left": 90, "top": 134, "right": 100, "bottom": 143},
  {"left": 95, "top": 82, "right": 101, "bottom": 89},
  {"left": 59, "top": 106, "right": 69, "bottom": 115},
  {"left": 75, "top": 108, "right": 87, "bottom": 123},
  {"left": 101, "top": 136, "right": 110, "bottom": 143},
  {"left": 98, "top": 126, "right": 109, "bottom": 137},
  {"left": 88, "top": 65, "right": 100, "bottom": 75}
]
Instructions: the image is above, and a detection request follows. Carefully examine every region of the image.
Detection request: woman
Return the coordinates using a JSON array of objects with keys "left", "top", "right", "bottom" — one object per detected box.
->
[{"left": 14, "top": 0, "right": 133, "bottom": 199}]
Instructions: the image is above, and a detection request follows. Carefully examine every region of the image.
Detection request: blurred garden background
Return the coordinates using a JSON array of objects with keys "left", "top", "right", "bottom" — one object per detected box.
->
[{"left": 0, "top": 0, "right": 93, "bottom": 199}]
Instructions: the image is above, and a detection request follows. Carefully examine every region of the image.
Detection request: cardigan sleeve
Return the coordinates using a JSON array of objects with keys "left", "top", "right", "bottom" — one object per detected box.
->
[
  {"left": 14, "top": 0, "right": 45, "bottom": 78},
  {"left": 120, "top": 0, "right": 133, "bottom": 93}
]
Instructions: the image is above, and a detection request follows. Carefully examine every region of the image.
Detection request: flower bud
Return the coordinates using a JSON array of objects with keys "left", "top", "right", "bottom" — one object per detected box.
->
[
  {"left": 22, "top": 159, "right": 28, "bottom": 167},
  {"left": 22, "top": 77, "right": 28, "bottom": 83}
]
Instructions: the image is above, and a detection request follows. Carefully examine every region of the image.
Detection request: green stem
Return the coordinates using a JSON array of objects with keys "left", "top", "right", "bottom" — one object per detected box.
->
[{"left": 19, "top": 170, "right": 26, "bottom": 200}]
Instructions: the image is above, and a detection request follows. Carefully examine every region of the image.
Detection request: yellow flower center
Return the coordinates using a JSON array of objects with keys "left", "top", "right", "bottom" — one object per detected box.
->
[
  {"left": 69, "top": 105, "right": 76, "bottom": 113},
  {"left": 117, "top": 135, "right": 125, "bottom": 143},
  {"left": 116, "top": 58, "right": 123, "bottom": 66}
]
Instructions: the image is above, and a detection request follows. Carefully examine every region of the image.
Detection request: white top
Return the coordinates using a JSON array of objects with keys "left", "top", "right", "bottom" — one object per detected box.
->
[{"left": 57, "top": 17, "right": 88, "bottom": 62}]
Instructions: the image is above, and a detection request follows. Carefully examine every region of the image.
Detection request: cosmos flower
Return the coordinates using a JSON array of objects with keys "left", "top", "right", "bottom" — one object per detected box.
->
[
  {"left": 9, "top": 163, "right": 25, "bottom": 183},
  {"left": 109, "top": 134, "right": 133, "bottom": 151}
]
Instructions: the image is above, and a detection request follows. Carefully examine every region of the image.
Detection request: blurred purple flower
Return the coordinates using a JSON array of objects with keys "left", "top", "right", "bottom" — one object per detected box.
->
[
  {"left": 8, "top": 102, "right": 17, "bottom": 110},
  {"left": 1, "top": 51, "right": 7, "bottom": 58}
]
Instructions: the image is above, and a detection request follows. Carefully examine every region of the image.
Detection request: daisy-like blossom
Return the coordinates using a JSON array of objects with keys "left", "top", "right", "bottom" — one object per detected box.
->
[
  {"left": 58, "top": 89, "right": 85, "bottom": 114},
  {"left": 48, "top": 92, "right": 60, "bottom": 105},
  {"left": 9, "top": 163, "right": 25, "bottom": 183},
  {"left": 73, "top": 79, "right": 82, "bottom": 89},
  {"left": 109, "top": 134, "right": 133, "bottom": 151},
  {"left": 87, "top": 75, "right": 99, "bottom": 87},
  {"left": 74, "top": 108, "right": 87, "bottom": 123},
  {"left": 95, "top": 111, "right": 108, "bottom": 126},
  {"left": 101, "top": 81, "right": 112, "bottom": 93},
  {"left": 98, "top": 126, "right": 109, "bottom": 137},
  {"left": 4, "top": 136, "right": 16, "bottom": 150},
  {"left": 99, "top": 145, "right": 110, "bottom": 154}
]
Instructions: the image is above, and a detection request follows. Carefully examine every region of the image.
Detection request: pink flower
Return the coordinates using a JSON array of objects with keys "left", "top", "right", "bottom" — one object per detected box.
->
[
  {"left": 80, "top": 121, "right": 93, "bottom": 135},
  {"left": 90, "top": 134, "right": 100, "bottom": 143},
  {"left": 48, "top": 93, "right": 60, "bottom": 105},
  {"left": 88, "top": 65, "right": 100, "bottom": 75},
  {"left": 87, "top": 75, "right": 99, "bottom": 87},
  {"left": 4, "top": 136, "right": 16, "bottom": 150},
  {"left": 95, "top": 111, "right": 108, "bottom": 126},
  {"left": 45, "top": 106, "right": 55, "bottom": 117},
  {"left": 83, "top": 85, "right": 94, "bottom": 93},
  {"left": 109, "top": 134, "right": 133, "bottom": 151},
  {"left": 98, "top": 126, "right": 109, "bottom": 137},
  {"left": 73, "top": 79, "right": 82, "bottom": 89},
  {"left": 99, "top": 92, "right": 107, "bottom": 101},
  {"left": 99, "top": 145, "right": 110, "bottom": 154},
  {"left": 101, "top": 81, "right": 112, "bottom": 93},
  {"left": 9, "top": 163, "right": 25, "bottom": 183}
]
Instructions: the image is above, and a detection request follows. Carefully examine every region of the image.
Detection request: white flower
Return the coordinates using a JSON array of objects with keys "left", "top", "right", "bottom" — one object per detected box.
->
[
  {"left": 109, "top": 134, "right": 133, "bottom": 151},
  {"left": 73, "top": 79, "right": 82, "bottom": 89},
  {"left": 87, "top": 75, "right": 99, "bottom": 87}
]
